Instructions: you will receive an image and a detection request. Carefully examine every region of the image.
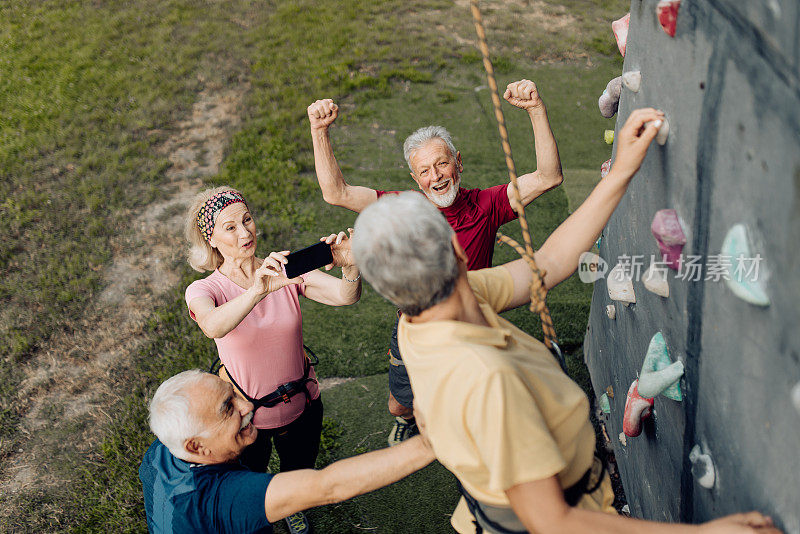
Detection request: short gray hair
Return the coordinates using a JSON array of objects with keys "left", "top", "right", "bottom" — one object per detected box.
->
[
  {"left": 149, "top": 369, "right": 212, "bottom": 460},
  {"left": 403, "top": 126, "right": 458, "bottom": 171},
  {"left": 352, "top": 193, "right": 459, "bottom": 316}
]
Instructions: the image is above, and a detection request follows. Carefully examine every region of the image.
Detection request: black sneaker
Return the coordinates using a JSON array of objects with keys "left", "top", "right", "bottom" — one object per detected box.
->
[{"left": 387, "top": 416, "right": 419, "bottom": 446}]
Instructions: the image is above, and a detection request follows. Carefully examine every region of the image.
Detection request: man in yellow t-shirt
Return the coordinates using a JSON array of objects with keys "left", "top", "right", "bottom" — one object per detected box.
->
[
  {"left": 398, "top": 264, "right": 614, "bottom": 531},
  {"left": 352, "top": 109, "right": 780, "bottom": 534}
]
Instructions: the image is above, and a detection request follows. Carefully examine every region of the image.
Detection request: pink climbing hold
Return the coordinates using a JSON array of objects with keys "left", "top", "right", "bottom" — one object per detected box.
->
[
  {"left": 598, "top": 76, "right": 622, "bottom": 118},
  {"left": 601, "top": 159, "right": 612, "bottom": 179},
  {"left": 651, "top": 209, "right": 686, "bottom": 271},
  {"left": 657, "top": 0, "right": 680, "bottom": 37},
  {"left": 623, "top": 379, "right": 654, "bottom": 437},
  {"left": 612, "top": 13, "right": 630, "bottom": 57}
]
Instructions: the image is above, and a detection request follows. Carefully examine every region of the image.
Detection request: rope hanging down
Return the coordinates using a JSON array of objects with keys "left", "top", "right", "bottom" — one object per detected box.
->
[{"left": 469, "top": 0, "right": 559, "bottom": 351}]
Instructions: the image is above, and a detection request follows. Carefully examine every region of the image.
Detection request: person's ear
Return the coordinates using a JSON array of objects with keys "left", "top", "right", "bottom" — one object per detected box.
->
[
  {"left": 184, "top": 437, "right": 206, "bottom": 457},
  {"left": 451, "top": 234, "right": 468, "bottom": 265},
  {"left": 456, "top": 151, "right": 463, "bottom": 173}
]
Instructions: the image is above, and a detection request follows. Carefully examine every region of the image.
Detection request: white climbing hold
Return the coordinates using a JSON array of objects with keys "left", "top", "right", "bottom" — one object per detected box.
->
[
  {"left": 607, "top": 263, "right": 636, "bottom": 304},
  {"left": 606, "top": 304, "right": 616, "bottom": 319},
  {"left": 643, "top": 264, "right": 669, "bottom": 297},
  {"left": 689, "top": 445, "right": 716, "bottom": 489},
  {"left": 618, "top": 432, "right": 627, "bottom": 446},
  {"left": 791, "top": 382, "right": 800, "bottom": 415},
  {"left": 622, "top": 71, "right": 642, "bottom": 92},
  {"left": 645, "top": 117, "right": 670, "bottom": 145}
]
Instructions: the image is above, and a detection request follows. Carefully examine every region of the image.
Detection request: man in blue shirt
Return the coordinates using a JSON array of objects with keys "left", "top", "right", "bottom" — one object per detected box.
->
[{"left": 140, "top": 369, "right": 434, "bottom": 533}]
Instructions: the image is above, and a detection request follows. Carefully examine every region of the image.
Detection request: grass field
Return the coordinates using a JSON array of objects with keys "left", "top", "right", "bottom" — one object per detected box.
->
[{"left": 0, "top": 0, "right": 628, "bottom": 531}]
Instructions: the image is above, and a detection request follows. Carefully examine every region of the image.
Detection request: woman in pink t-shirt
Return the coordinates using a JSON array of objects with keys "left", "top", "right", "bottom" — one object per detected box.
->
[{"left": 183, "top": 186, "right": 361, "bottom": 531}]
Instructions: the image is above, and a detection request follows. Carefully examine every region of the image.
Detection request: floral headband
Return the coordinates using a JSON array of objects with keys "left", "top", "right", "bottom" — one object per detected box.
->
[{"left": 197, "top": 190, "right": 248, "bottom": 242}]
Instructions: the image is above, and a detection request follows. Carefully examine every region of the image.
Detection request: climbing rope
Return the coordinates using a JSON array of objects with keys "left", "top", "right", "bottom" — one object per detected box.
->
[{"left": 469, "top": 0, "right": 559, "bottom": 351}]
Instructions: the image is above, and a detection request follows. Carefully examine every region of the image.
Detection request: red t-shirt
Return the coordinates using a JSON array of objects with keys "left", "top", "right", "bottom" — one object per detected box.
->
[{"left": 376, "top": 185, "right": 517, "bottom": 270}]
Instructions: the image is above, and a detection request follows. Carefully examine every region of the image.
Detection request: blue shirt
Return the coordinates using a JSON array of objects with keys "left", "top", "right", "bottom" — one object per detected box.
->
[{"left": 139, "top": 440, "right": 274, "bottom": 533}]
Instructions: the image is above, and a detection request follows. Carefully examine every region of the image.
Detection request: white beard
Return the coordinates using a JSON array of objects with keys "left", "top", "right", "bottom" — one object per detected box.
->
[{"left": 425, "top": 176, "right": 461, "bottom": 208}]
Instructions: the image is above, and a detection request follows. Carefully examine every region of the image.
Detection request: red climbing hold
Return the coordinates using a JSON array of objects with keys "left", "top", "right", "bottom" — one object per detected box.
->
[
  {"left": 612, "top": 13, "right": 631, "bottom": 57},
  {"left": 657, "top": 0, "right": 680, "bottom": 37},
  {"left": 623, "top": 379, "right": 654, "bottom": 437}
]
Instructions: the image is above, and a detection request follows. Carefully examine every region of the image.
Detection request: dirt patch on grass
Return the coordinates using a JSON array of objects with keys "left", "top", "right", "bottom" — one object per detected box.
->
[{"left": 0, "top": 78, "right": 249, "bottom": 519}]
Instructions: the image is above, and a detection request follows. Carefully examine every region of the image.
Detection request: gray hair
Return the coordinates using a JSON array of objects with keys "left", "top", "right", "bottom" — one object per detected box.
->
[
  {"left": 352, "top": 192, "right": 459, "bottom": 316},
  {"left": 149, "top": 369, "right": 212, "bottom": 460},
  {"left": 403, "top": 126, "right": 458, "bottom": 171}
]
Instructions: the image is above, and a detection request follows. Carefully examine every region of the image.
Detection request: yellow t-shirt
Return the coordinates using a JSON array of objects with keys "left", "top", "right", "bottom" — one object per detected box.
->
[{"left": 397, "top": 266, "right": 615, "bottom": 533}]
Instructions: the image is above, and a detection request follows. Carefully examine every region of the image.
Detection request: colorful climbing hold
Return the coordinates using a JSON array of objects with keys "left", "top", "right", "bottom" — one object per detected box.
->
[
  {"left": 721, "top": 224, "right": 770, "bottom": 307},
  {"left": 643, "top": 263, "right": 669, "bottom": 298},
  {"left": 598, "top": 76, "right": 622, "bottom": 118},
  {"left": 622, "top": 71, "right": 642, "bottom": 93},
  {"left": 608, "top": 262, "right": 636, "bottom": 304},
  {"left": 604, "top": 129, "right": 615, "bottom": 145},
  {"left": 638, "top": 332, "right": 684, "bottom": 400},
  {"left": 689, "top": 445, "right": 715, "bottom": 489},
  {"left": 623, "top": 379, "right": 654, "bottom": 437},
  {"left": 657, "top": 0, "right": 680, "bottom": 37},
  {"left": 612, "top": 12, "right": 630, "bottom": 56},
  {"left": 600, "top": 158, "right": 612, "bottom": 178},
  {"left": 651, "top": 209, "right": 687, "bottom": 271},
  {"left": 606, "top": 304, "right": 616, "bottom": 320},
  {"left": 599, "top": 393, "right": 612, "bottom": 414}
]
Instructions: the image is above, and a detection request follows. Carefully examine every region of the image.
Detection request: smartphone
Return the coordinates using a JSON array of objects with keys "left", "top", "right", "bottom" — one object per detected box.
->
[{"left": 285, "top": 241, "right": 334, "bottom": 278}]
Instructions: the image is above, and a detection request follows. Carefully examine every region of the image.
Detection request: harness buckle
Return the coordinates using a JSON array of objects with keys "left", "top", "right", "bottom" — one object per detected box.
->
[{"left": 277, "top": 383, "right": 292, "bottom": 404}]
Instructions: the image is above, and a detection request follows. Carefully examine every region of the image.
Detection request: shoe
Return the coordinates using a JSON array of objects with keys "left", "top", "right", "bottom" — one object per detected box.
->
[
  {"left": 387, "top": 416, "right": 419, "bottom": 446},
  {"left": 285, "top": 512, "right": 311, "bottom": 534}
]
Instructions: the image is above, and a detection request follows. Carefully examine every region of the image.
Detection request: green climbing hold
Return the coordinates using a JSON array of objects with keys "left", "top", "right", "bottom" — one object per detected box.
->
[
  {"left": 599, "top": 393, "right": 611, "bottom": 414},
  {"left": 721, "top": 224, "right": 770, "bottom": 307},
  {"left": 638, "top": 332, "right": 684, "bottom": 401}
]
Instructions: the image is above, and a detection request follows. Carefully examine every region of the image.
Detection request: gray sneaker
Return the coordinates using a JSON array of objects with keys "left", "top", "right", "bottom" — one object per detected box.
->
[
  {"left": 387, "top": 416, "right": 419, "bottom": 446},
  {"left": 285, "top": 512, "right": 311, "bottom": 534}
]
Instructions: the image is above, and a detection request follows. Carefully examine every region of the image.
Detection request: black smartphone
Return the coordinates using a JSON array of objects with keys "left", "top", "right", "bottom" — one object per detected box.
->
[{"left": 284, "top": 241, "right": 334, "bottom": 278}]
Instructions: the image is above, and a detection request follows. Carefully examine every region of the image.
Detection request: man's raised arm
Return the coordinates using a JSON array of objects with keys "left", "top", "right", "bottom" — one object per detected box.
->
[
  {"left": 503, "top": 79, "right": 564, "bottom": 207},
  {"left": 308, "top": 99, "right": 378, "bottom": 213},
  {"left": 263, "top": 435, "right": 434, "bottom": 522},
  {"left": 501, "top": 108, "right": 665, "bottom": 312}
]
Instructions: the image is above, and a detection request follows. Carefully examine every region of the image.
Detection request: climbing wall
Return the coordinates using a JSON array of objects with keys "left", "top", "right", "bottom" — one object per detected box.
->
[{"left": 583, "top": 1, "right": 800, "bottom": 532}]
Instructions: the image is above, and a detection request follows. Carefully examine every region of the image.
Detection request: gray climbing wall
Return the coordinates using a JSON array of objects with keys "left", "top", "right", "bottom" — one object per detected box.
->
[{"left": 584, "top": 1, "right": 800, "bottom": 532}]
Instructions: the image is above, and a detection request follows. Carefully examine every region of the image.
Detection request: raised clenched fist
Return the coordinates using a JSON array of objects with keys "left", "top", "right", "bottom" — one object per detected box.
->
[
  {"left": 503, "top": 79, "right": 543, "bottom": 111},
  {"left": 307, "top": 98, "right": 339, "bottom": 130}
]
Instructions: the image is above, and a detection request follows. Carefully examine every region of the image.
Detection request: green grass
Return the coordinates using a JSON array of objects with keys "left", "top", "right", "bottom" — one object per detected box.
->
[{"left": 0, "top": 0, "right": 629, "bottom": 530}]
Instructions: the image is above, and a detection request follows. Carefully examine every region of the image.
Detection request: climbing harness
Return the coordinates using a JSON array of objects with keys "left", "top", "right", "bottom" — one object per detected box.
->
[
  {"left": 209, "top": 345, "right": 319, "bottom": 410},
  {"left": 469, "top": 0, "right": 565, "bottom": 373},
  {"left": 458, "top": 456, "right": 606, "bottom": 533}
]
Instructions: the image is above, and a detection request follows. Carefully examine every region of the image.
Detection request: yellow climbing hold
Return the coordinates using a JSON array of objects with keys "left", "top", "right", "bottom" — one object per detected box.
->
[{"left": 604, "top": 129, "right": 615, "bottom": 144}]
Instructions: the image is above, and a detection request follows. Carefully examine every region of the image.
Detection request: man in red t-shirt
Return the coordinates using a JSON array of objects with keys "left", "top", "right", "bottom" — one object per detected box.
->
[{"left": 307, "top": 79, "right": 564, "bottom": 444}]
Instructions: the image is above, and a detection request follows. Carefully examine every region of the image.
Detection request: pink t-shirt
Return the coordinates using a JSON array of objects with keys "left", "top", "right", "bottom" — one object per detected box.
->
[
  {"left": 185, "top": 270, "right": 320, "bottom": 430},
  {"left": 376, "top": 185, "right": 517, "bottom": 270}
]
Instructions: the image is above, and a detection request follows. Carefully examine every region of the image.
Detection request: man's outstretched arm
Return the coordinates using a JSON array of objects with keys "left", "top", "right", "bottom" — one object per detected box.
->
[
  {"left": 263, "top": 435, "right": 434, "bottom": 522},
  {"left": 308, "top": 99, "right": 378, "bottom": 213},
  {"left": 503, "top": 80, "right": 563, "bottom": 207},
  {"left": 501, "top": 108, "right": 665, "bottom": 311}
]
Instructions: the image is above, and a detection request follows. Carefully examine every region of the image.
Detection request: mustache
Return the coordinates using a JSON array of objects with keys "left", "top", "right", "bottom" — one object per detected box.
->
[{"left": 240, "top": 411, "right": 253, "bottom": 430}]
